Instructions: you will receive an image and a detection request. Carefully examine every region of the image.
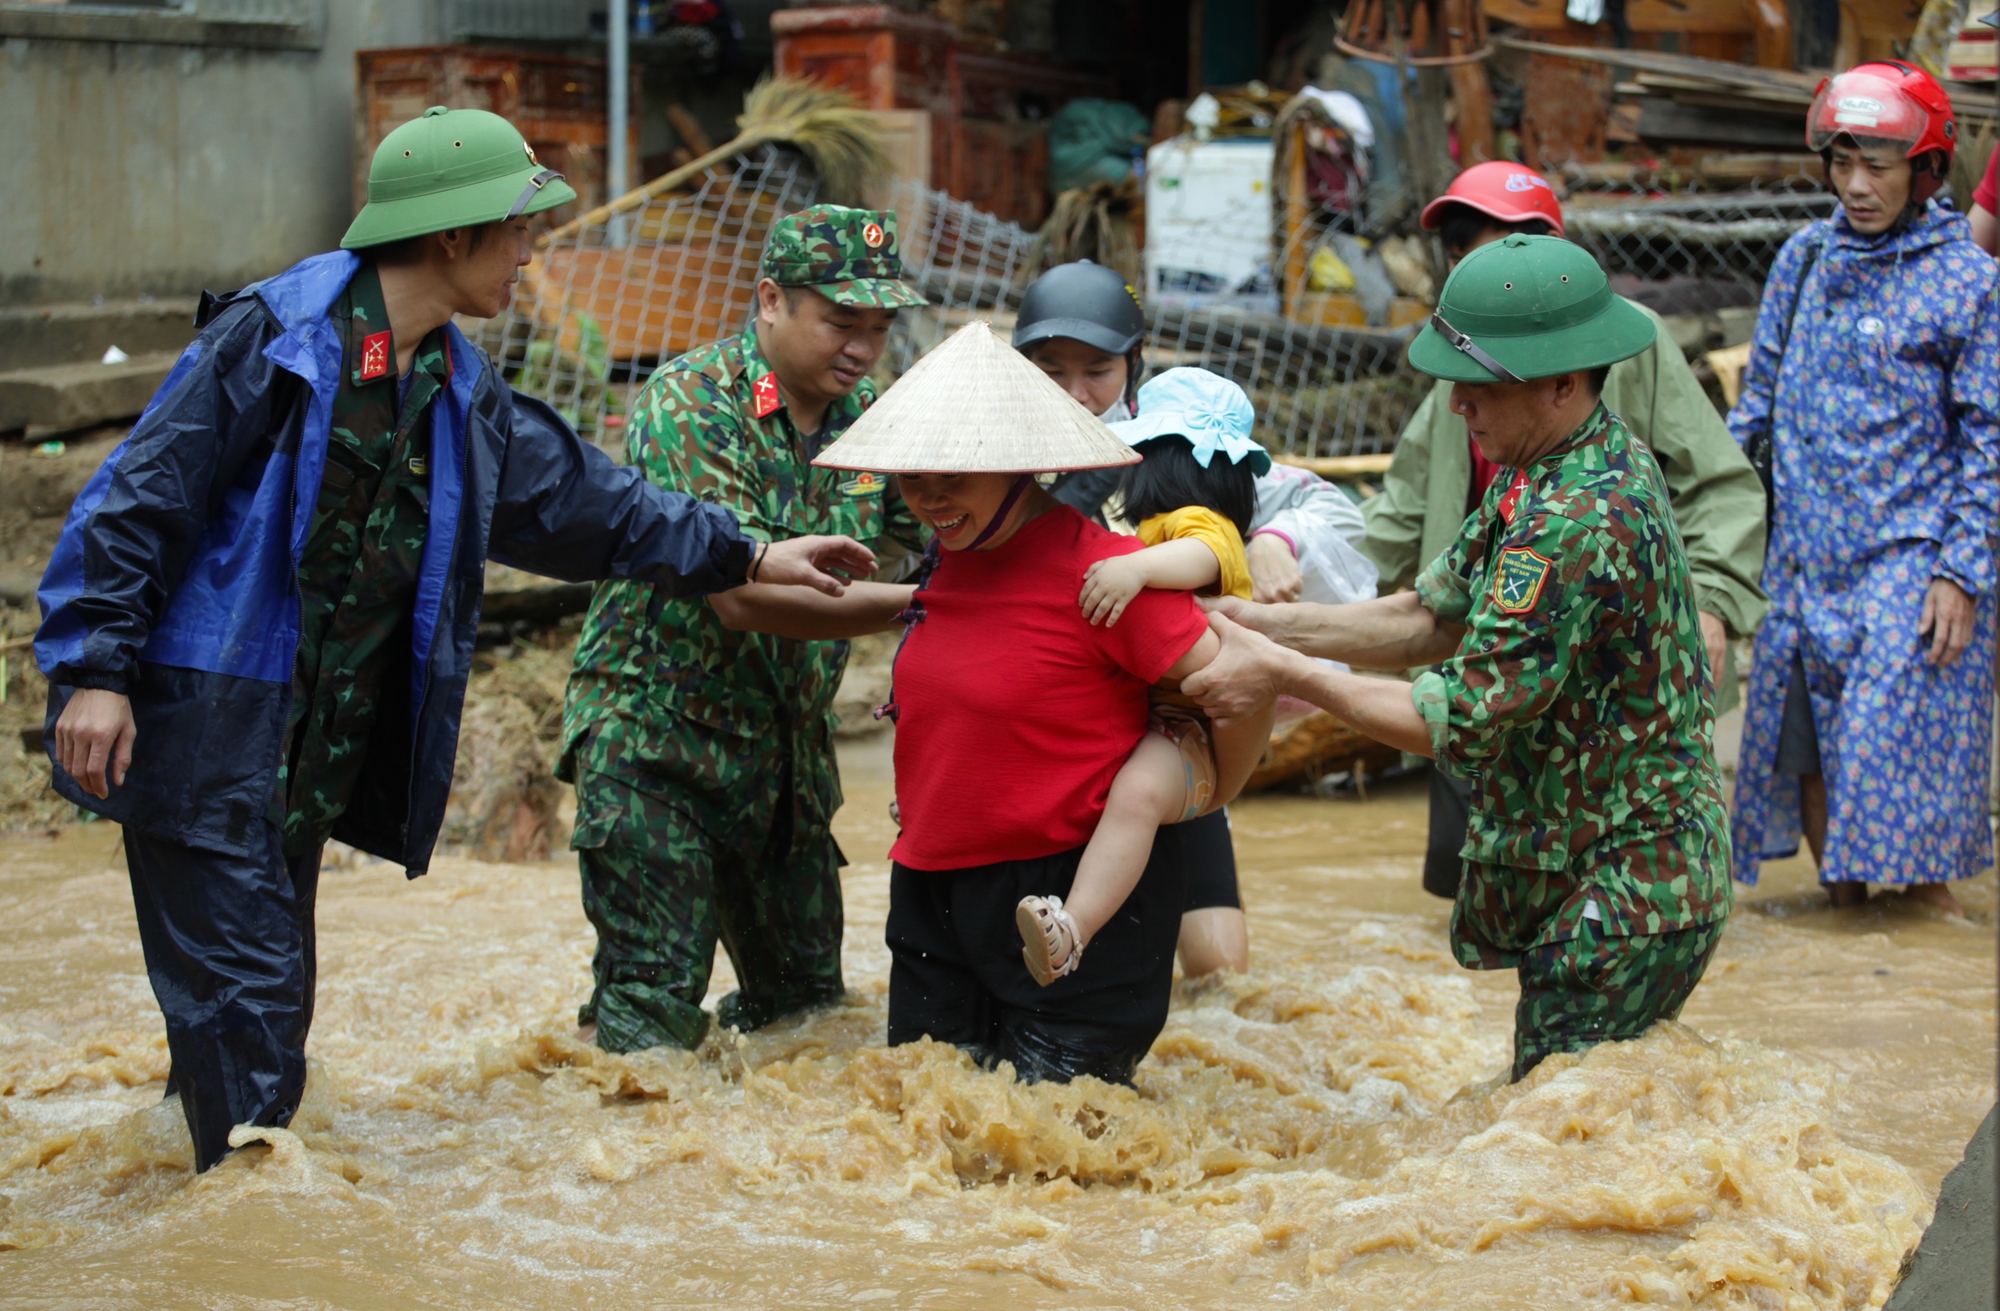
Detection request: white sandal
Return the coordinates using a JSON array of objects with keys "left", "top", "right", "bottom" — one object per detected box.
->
[{"left": 1017, "top": 895, "right": 1083, "bottom": 987}]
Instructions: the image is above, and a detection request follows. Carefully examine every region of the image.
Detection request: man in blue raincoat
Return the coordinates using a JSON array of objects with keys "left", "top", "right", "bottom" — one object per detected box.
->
[
  {"left": 1730, "top": 62, "right": 2000, "bottom": 912},
  {"left": 34, "top": 107, "right": 873, "bottom": 1169}
]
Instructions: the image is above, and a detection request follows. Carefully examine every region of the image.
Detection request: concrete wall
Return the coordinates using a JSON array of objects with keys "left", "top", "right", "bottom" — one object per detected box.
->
[{"left": 0, "top": 1, "right": 440, "bottom": 307}]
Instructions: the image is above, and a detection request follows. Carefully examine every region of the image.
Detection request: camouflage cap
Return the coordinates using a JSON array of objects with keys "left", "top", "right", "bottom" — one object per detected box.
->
[{"left": 760, "top": 204, "right": 929, "bottom": 309}]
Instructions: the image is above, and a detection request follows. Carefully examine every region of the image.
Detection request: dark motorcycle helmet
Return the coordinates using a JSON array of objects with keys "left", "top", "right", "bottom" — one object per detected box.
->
[
  {"left": 1013, "top": 260, "right": 1148, "bottom": 415},
  {"left": 1012, "top": 260, "right": 1148, "bottom": 356}
]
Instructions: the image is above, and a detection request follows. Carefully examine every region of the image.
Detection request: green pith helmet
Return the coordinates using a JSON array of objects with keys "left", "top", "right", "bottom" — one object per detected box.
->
[
  {"left": 341, "top": 107, "right": 579, "bottom": 250},
  {"left": 759, "top": 204, "right": 929, "bottom": 309},
  {"left": 1408, "top": 234, "right": 1655, "bottom": 384}
]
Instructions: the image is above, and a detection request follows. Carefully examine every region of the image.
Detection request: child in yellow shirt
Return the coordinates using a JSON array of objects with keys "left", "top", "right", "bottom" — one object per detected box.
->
[{"left": 1020, "top": 368, "right": 1277, "bottom": 984}]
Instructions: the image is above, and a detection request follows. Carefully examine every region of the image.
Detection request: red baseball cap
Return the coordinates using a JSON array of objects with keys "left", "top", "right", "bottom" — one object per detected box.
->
[{"left": 1419, "top": 160, "right": 1566, "bottom": 237}]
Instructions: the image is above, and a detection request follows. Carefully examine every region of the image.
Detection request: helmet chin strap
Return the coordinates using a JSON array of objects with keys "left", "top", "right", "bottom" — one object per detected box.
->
[{"left": 966, "top": 475, "right": 1035, "bottom": 550}]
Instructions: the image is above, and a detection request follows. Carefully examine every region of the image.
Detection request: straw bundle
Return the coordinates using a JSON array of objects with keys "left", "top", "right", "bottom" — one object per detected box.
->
[{"left": 539, "top": 77, "right": 892, "bottom": 248}]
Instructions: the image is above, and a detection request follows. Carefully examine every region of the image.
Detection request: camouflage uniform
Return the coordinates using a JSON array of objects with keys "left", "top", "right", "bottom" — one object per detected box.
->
[
  {"left": 561, "top": 205, "right": 928, "bottom": 1052},
  {"left": 1412, "top": 404, "right": 1733, "bottom": 1078},
  {"left": 271, "top": 261, "right": 449, "bottom": 856}
]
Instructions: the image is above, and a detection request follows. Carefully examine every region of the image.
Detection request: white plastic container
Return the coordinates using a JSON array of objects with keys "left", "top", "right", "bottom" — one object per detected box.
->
[{"left": 1143, "top": 137, "right": 1278, "bottom": 314}]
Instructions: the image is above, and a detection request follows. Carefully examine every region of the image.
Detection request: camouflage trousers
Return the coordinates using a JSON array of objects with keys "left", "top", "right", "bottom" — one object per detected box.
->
[
  {"left": 572, "top": 766, "right": 845, "bottom": 1053},
  {"left": 1511, "top": 918, "right": 1724, "bottom": 1080}
]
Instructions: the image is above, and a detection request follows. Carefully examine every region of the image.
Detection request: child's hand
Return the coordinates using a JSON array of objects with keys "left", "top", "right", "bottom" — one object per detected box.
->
[{"left": 1080, "top": 556, "right": 1149, "bottom": 627}]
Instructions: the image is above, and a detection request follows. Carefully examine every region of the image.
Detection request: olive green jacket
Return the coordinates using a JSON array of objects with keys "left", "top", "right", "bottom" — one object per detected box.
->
[{"left": 1364, "top": 300, "right": 1768, "bottom": 709}]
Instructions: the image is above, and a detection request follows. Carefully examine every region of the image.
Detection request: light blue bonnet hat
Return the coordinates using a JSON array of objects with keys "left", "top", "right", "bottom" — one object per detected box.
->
[{"left": 1107, "top": 367, "right": 1272, "bottom": 476}]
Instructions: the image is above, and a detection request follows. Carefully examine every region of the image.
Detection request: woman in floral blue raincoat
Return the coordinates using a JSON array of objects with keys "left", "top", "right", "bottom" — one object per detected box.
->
[{"left": 1729, "top": 61, "right": 2000, "bottom": 911}]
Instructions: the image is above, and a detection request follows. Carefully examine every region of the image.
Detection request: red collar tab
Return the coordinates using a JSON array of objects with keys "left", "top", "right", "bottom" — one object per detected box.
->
[
  {"left": 751, "top": 372, "right": 782, "bottom": 419},
  {"left": 1497, "top": 470, "right": 1530, "bottom": 524},
  {"left": 358, "top": 331, "right": 392, "bottom": 383}
]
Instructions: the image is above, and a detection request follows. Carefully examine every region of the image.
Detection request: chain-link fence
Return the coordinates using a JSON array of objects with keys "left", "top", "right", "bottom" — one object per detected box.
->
[
  {"left": 485, "top": 143, "right": 1828, "bottom": 462},
  {"left": 476, "top": 146, "right": 823, "bottom": 447}
]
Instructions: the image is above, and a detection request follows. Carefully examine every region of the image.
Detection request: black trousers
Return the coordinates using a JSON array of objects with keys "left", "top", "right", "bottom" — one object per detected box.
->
[
  {"left": 1423, "top": 762, "right": 1476, "bottom": 900},
  {"left": 1178, "top": 807, "right": 1241, "bottom": 911},
  {"left": 887, "top": 834, "right": 1186, "bottom": 1086},
  {"left": 124, "top": 820, "right": 322, "bottom": 1171}
]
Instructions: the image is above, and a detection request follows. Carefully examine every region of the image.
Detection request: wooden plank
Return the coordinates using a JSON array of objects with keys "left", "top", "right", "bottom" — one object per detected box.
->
[
  {"left": 857, "top": 108, "right": 932, "bottom": 202},
  {"left": 1496, "top": 35, "right": 1822, "bottom": 93},
  {"left": 1696, "top": 151, "right": 1823, "bottom": 183},
  {"left": 1245, "top": 709, "right": 1396, "bottom": 792},
  {"left": 1705, "top": 341, "right": 1752, "bottom": 408},
  {"left": 1633, "top": 72, "right": 1812, "bottom": 106},
  {"left": 1484, "top": 0, "right": 1765, "bottom": 33},
  {"left": 1522, "top": 41, "right": 1609, "bottom": 167},
  {"left": 1636, "top": 99, "right": 1805, "bottom": 149},
  {"left": 1281, "top": 118, "right": 1311, "bottom": 320},
  {"left": 1275, "top": 452, "right": 1396, "bottom": 477},
  {"left": 1751, "top": 0, "right": 1793, "bottom": 69}
]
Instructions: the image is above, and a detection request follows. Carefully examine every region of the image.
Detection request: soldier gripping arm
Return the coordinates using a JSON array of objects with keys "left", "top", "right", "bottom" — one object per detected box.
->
[{"left": 638, "top": 364, "right": 914, "bottom": 639}]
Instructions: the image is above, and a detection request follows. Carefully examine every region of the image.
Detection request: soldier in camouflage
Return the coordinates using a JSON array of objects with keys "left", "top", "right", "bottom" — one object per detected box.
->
[
  {"left": 271, "top": 260, "right": 450, "bottom": 856},
  {"left": 561, "top": 204, "right": 930, "bottom": 1053},
  {"left": 1183, "top": 235, "right": 1731, "bottom": 1078}
]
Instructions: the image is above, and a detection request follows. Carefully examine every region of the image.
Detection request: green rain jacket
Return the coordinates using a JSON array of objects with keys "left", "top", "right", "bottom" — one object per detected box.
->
[{"left": 1364, "top": 300, "right": 1767, "bottom": 710}]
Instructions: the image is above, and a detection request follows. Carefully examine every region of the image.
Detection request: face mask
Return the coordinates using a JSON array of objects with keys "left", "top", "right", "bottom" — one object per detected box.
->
[{"left": 1098, "top": 397, "right": 1131, "bottom": 422}]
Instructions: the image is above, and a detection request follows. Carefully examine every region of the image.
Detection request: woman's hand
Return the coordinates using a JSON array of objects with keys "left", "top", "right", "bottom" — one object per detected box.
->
[
  {"left": 1246, "top": 532, "right": 1303, "bottom": 603},
  {"left": 1920, "top": 577, "right": 1976, "bottom": 668},
  {"left": 752, "top": 535, "right": 879, "bottom": 596},
  {"left": 1079, "top": 555, "right": 1149, "bottom": 627},
  {"left": 1181, "top": 613, "right": 1305, "bottom": 726}
]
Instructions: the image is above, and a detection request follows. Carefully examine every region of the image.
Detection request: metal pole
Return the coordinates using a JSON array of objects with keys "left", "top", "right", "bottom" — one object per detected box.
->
[{"left": 607, "top": 0, "right": 630, "bottom": 206}]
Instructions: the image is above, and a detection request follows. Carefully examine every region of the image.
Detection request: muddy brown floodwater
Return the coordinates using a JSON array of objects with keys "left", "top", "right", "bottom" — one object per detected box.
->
[{"left": 0, "top": 735, "right": 1992, "bottom": 1309}]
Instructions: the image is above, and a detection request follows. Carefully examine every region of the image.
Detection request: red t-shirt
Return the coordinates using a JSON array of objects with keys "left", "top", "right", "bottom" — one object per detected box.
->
[
  {"left": 1975, "top": 146, "right": 1998, "bottom": 217},
  {"left": 889, "top": 505, "right": 1209, "bottom": 871},
  {"left": 1469, "top": 434, "right": 1507, "bottom": 503}
]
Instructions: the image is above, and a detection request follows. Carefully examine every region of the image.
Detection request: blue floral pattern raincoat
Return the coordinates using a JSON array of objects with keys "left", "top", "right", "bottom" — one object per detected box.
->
[{"left": 1728, "top": 202, "right": 2000, "bottom": 886}]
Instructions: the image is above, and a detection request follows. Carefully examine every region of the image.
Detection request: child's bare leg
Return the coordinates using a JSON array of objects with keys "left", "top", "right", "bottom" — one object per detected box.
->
[
  {"left": 1204, "top": 701, "right": 1277, "bottom": 812},
  {"left": 1064, "top": 732, "right": 1190, "bottom": 948}
]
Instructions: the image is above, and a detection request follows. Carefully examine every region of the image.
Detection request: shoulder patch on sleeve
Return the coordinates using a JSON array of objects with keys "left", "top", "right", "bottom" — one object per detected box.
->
[{"left": 1492, "top": 546, "right": 1555, "bottom": 614}]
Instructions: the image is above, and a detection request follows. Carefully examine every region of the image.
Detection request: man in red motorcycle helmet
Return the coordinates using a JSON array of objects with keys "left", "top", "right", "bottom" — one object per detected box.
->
[
  {"left": 1728, "top": 59, "right": 2000, "bottom": 914},
  {"left": 1806, "top": 59, "right": 1956, "bottom": 235}
]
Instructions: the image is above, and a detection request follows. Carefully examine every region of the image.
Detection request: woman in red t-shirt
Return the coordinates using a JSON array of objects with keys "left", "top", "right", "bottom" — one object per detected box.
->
[{"left": 814, "top": 323, "right": 1275, "bottom": 1086}]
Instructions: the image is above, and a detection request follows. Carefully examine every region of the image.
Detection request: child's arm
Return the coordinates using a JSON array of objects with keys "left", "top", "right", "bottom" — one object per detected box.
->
[{"left": 1079, "top": 539, "right": 1224, "bottom": 627}]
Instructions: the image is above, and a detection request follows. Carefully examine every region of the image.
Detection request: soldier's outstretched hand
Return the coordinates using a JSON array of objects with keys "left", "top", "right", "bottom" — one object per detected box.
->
[
  {"left": 753, "top": 535, "right": 879, "bottom": 596},
  {"left": 1199, "top": 593, "right": 1281, "bottom": 636}
]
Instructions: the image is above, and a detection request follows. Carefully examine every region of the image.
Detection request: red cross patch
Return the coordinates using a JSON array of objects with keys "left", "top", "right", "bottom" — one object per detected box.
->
[
  {"left": 752, "top": 372, "right": 782, "bottom": 418},
  {"left": 1496, "top": 470, "right": 1529, "bottom": 524},
  {"left": 358, "top": 331, "right": 392, "bottom": 382},
  {"left": 861, "top": 221, "right": 886, "bottom": 249}
]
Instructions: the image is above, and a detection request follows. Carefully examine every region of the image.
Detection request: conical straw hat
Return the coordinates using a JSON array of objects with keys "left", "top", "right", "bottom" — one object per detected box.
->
[{"left": 813, "top": 320, "right": 1141, "bottom": 473}]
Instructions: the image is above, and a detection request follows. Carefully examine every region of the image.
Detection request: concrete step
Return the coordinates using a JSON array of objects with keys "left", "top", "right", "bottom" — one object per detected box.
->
[
  {"left": 0, "top": 298, "right": 197, "bottom": 372},
  {"left": 0, "top": 352, "right": 179, "bottom": 437}
]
